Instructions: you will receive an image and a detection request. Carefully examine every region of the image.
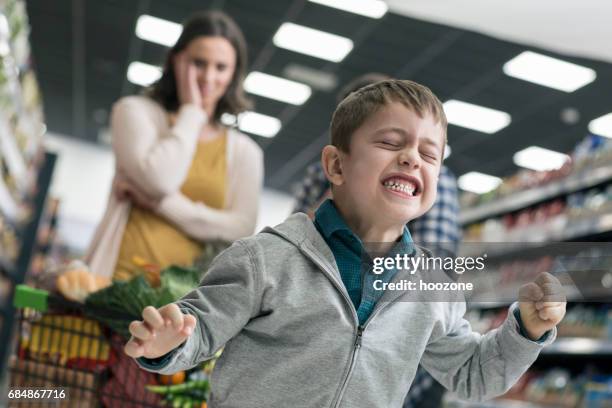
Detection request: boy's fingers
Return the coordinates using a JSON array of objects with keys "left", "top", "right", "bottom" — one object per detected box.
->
[
  {"left": 534, "top": 272, "right": 559, "bottom": 287},
  {"left": 129, "top": 321, "right": 153, "bottom": 340},
  {"left": 160, "top": 303, "right": 184, "bottom": 330},
  {"left": 142, "top": 306, "right": 164, "bottom": 330},
  {"left": 538, "top": 283, "right": 566, "bottom": 302},
  {"left": 518, "top": 282, "right": 543, "bottom": 303},
  {"left": 537, "top": 304, "right": 565, "bottom": 322},
  {"left": 181, "top": 314, "right": 197, "bottom": 336},
  {"left": 124, "top": 337, "right": 144, "bottom": 358},
  {"left": 535, "top": 301, "right": 564, "bottom": 310}
]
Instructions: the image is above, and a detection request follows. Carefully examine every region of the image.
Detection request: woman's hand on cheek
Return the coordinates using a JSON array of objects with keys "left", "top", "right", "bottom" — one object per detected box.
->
[{"left": 174, "top": 52, "right": 202, "bottom": 107}]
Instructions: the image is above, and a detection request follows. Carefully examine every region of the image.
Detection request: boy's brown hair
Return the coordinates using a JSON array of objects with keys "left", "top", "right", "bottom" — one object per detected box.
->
[{"left": 330, "top": 79, "right": 447, "bottom": 152}]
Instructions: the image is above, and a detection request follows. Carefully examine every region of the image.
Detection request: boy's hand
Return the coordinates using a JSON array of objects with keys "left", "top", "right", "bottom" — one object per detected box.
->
[
  {"left": 518, "top": 272, "right": 566, "bottom": 341},
  {"left": 124, "top": 304, "right": 197, "bottom": 359}
]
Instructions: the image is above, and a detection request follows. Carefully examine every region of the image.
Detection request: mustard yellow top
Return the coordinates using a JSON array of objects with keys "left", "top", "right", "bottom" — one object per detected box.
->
[{"left": 114, "top": 132, "right": 227, "bottom": 281}]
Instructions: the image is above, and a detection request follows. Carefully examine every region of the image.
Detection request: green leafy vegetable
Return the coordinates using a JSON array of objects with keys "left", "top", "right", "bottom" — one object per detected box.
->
[{"left": 84, "top": 266, "right": 202, "bottom": 337}]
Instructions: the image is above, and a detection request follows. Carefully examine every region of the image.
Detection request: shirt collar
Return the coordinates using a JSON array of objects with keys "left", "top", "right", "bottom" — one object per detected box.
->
[
  {"left": 314, "top": 199, "right": 355, "bottom": 240},
  {"left": 314, "top": 199, "right": 414, "bottom": 253}
]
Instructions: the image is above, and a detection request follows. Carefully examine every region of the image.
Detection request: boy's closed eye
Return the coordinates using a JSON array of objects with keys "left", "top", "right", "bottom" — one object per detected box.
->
[
  {"left": 378, "top": 137, "right": 403, "bottom": 148},
  {"left": 420, "top": 149, "right": 439, "bottom": 162}
]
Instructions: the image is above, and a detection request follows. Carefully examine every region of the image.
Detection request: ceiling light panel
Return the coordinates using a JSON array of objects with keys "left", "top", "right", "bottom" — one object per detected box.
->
[
  {"left": 503, "top": 51, "right": 596, "bottom": 92},
  {"left": 238, "top": 112, "right": 281, "bottom": 138},
  {"left": 308, "top": 0, "right": 388, "bottom": 18},
  {"left": 244, "top": 72, "right": 312, "bottom": 105},
  {"left": 135, "top": 15, "right": 181, "bottom": 47},
  {"left": 283, "top": 64, "right": 338, "bottom": 92},
  {"left": 127, "top": 62, "right": 162, "bottom": 87},
  {"left": 513, "top": 146, "right": 569, "bottom": 171},
  {"left": 273, "top": 23, "right": 353, "bottom": 62},
  {"left": 588, "top": 112, "right": 612, "bottom": 138},
  {"left": 458, "top": 171, "right": 502, "bottom": 194},
  {"left": 443, "top": 100, "right": 511, "bottom": 134}
]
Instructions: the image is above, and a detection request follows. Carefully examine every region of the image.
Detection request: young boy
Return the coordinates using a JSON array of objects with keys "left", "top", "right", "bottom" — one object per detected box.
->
[{"left": 125, "top": 80, "right": 566, "bottom": 408}]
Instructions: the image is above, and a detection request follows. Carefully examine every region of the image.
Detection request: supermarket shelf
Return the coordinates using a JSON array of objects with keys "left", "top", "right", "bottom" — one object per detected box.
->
[
  {"left": 0, "top": 152, "right": 56, "bottom": 379},
  {"left": 460, "top": 165, "right": 612, "bottom": 225},
  {"left": 459, "top": 213, "right": 612, "bottom": 260},
  {"left": 561, "top": 213, "right": 612, "bottom": 240},
  {"left": 541, "top": 337, "right": 612, "bottom": 356},
  {"left": 0, "top": 257, "right": 15, "bottom": 280},
  {"left": 0, "top": 175, "right": 19, "bottom": 221},
  {"left": 468, "top": 285, "right": 612, "bottom": 311},
  {"left": 0, "top": 115, "right": 28, "bottom": 188}
]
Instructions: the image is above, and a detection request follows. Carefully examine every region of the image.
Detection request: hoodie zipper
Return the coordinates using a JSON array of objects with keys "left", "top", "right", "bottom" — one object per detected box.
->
[
  {"left": 330, "top": 289, "right": 408, "bottom": 408},
  {"left": 298, "top": 243, "right": 407, "bottom": 408},
  {"left": 331, "top": 325, "right": 363, "bottom": 408}
]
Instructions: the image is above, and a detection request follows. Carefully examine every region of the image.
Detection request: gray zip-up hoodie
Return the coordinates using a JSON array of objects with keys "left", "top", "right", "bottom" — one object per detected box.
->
[{"left": 138, "top": 213, "right": 555, "bottom": 407}]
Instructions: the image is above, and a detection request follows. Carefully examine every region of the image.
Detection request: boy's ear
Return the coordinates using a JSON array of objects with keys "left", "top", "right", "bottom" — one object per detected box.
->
[{"left": 321, "top": 145, "right": 344, "bottom": 187}]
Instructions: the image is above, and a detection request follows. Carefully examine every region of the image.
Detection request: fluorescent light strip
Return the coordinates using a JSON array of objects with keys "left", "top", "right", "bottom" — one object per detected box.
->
[
  {"left": 308, "top": 0, "right": 387, "bottom": 18},
  {"left": 513, "top": 146, "right": 569, "bottom": 171},
  {"left": 588, "top": 112, "right": 612, "bottom": 139},
  {"left": 273, "top": 23, "right": 353, "bottom": 62},
  {"left": 458, "top": 171, "right": 502, "bottom": 194},
  {"left": 221, "top": 113, "right": 237, "bottom": 126},
  {"left": 443, "top": 100, "right": 511, "bottom": 134},
  {"left": 238, "top": 111, "right": 281, "bottom": 138},
  {"left": 135, "top": 15, "right": 182, "bottom": 47},
  {"left": 244, "top": 72, "right": 312, "bottom": 105},
  {"left": 127, "top": 62, "right": 162, "bottom": 87},
  {"left": 503, "top": 51, "right": 596, "bottom": 92},
  {"left": 284, "top": 63, "right": 338, "bottom": 92}
]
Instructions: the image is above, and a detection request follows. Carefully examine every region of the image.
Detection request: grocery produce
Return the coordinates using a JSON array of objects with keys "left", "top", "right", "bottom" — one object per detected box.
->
[
  {"left": 159, "top": 371, "right": 186, "bottom": 385},
  {"left": 56, "top": 261, "right": 111, "bottom": 302},
  {"left": 147, "top": 379, "right": 210, "bottom": 407},
  {"left": 131, "top": 255, "right": 161, "bottom": 286},
  {"left": 19, "top": 314, "right": 111, "bottom": 366},
  {"left": 85, "top": 265, "right": 201, "bottom": 337}
]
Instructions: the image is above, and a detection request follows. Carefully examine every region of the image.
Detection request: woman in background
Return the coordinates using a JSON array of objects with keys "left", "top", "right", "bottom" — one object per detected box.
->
[{"left": 86, "top": 11, "right": 263, "bottom": 280}]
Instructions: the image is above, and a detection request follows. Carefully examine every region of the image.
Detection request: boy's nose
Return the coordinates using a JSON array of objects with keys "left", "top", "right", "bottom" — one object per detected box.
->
[{"left": 398, "top": 150, "right": 420, "bottom": 169}]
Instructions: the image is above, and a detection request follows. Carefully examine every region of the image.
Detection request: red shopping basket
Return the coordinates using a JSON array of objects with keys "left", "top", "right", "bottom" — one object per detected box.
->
[{"left": 9, "top": 285, "right": 164, "bottom": 407}]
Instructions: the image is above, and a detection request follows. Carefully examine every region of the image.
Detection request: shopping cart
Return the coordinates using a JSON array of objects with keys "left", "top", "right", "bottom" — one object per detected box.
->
[{"left": 8, "top": 285, "right": 209, "bottom": 408}]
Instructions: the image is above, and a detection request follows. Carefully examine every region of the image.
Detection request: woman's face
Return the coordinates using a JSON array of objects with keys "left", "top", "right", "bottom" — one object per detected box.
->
[{"left": 183, "top": 36, "right": 237, "bottom": 112}]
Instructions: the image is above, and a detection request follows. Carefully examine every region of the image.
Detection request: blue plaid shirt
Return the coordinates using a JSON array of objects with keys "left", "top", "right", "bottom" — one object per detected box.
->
[{"left": 314, "top": 199, "right": 414, "bottom": 325}]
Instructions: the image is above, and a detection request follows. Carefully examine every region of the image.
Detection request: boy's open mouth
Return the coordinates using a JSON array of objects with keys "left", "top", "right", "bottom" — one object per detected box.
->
[{"left": 381, "top": 175, "right": 422, "bottom": 197}]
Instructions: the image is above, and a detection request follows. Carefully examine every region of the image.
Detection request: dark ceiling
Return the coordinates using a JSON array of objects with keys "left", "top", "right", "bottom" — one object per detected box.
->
[{"left": 25, "top": 0, "right": 612, "bottom": 194}]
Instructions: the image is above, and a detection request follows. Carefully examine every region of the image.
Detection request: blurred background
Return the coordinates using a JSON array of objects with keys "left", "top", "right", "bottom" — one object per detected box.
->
[{"left": 2, "top": 1, "right": 612, "bottom": 407}]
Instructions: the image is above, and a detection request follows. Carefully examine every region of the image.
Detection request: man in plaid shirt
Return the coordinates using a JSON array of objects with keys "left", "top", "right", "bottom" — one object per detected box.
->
[{"left": 293, "top": 162, "right": 461, "bottom": 408}]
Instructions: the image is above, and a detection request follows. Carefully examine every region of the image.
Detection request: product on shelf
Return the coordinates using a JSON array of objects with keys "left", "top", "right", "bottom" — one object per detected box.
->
[
  {"left": 462, "top": 183, "right": 612, "bottom": 243},
  {"left": 460, "top": 134, "right": 612, "bottom": 212}
]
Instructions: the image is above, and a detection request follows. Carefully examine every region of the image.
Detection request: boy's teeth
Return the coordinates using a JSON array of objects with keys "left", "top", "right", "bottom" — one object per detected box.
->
[{"left": 383, "top": 179, "right": 416, "bottom": 195}]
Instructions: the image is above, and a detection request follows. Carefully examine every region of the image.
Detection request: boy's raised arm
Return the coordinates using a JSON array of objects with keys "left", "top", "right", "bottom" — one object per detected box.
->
[
  {"left": 419, "top": 272, "right": 565, "bottom": 402},
  {"left": 125, "top": 240, "right": 264, "bottom": 374}
]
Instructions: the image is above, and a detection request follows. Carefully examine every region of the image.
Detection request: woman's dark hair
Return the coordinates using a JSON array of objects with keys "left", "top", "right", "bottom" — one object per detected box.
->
[{"left": 148, "top": 11, "right": 252, "bottom": 123}]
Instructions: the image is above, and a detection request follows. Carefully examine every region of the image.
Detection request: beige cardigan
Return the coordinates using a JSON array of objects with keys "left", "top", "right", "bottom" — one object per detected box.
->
[{"left": 85, "top": 96, "right": 264, "bottom": 278}]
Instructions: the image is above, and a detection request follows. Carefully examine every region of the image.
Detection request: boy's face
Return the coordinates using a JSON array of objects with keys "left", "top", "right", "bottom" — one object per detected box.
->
[{"left": 333, "top": 102, "right": 444, "bottom": 230}]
